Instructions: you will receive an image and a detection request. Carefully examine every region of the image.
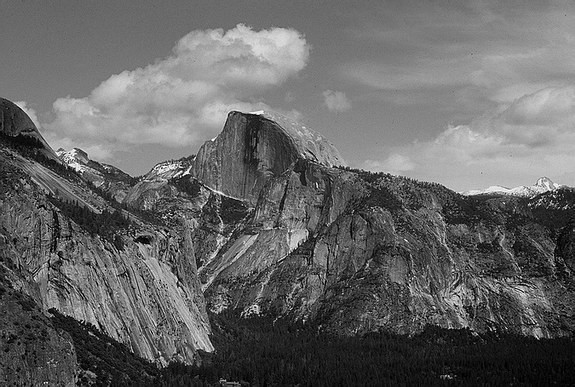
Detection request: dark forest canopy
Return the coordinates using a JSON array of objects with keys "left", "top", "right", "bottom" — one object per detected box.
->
[{"left": 51, "top": 309, "right": 575, "bottom": 386}]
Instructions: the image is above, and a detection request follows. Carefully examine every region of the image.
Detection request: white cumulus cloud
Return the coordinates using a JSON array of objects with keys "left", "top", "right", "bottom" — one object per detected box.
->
[
  {"left": 364, "top": 154, "right": 415, "bottom": 174},
  {"left": 363, "top": 84, "right": 575, "bottom": 191},
  {"left": 44, "top": 24, "right": 310, "bottom": 158},
  {"left": 323, "top": 90, "right": 351, "bottom": 112}
]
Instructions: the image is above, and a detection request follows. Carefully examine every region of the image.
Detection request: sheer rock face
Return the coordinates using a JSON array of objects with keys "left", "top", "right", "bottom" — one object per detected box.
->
[
  {"left": 182, "top": 110, "right": 574, "bottom": 338},
  {"left": 556, "top": 222, "right": 575, "bottom": 272},
  {"left": 0, "top": 110, "right": 213, "bottom": 366},
  {"left": 0, "top": 155, "right": 213, "bottom": 364},
  {"left": 191, "top": 111, "right": 345, "bottom": 204},
  {"left": 0, "top": 98, "right": 38, "bottom": 138},
  {"left": 203, "top": 161, "right": 575, "bottom": 338},
  {"left": 0, "top": 276, "right": 77, "bottom": 386},
  {"left": 0, "top": 97, "right": 58, "bottom": 161},
  {"left": 3, "top": 95, "right": 575, "bottom": 382}
]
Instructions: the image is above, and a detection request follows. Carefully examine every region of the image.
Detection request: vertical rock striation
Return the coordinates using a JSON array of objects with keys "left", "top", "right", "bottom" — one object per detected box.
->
[
  {"left": 0, "top": 97, "right": 58, "bottom": 161},
  {"left": 191, "top": 111, "right": 345, "bottom": 204},
  {"left": 185, "top": 110, "right": 575, "bottom": 339},
  {"left": 204, "top": 166, "right": 575, "bottom": 337},
  {"left": 0, "top": 97, "right": 213, "bottom": 367},
  {"left": 0, "top": 154, "right": 213, "bottom": 364}
]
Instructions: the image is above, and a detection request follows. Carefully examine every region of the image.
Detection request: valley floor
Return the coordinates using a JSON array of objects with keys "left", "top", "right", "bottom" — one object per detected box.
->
[{"left": 160, "top": 312, "right": 575, "bottom": 386}]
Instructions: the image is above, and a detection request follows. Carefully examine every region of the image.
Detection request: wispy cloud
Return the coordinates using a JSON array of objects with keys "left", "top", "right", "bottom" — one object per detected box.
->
[
  {"left": 363, "top": 85, "right": 575, "bottom": 190},
  {"left": 44, "top": 24, "right": 310, "bottom": 158},
  {"left": 364, "top": 154, "right": 415, "bottom": 174},
  {"left": 323, "top": 90, "right": 351, "bottom": 112},
  {"left": 349, "top": 1, "right": 575, "bottom": 189}
]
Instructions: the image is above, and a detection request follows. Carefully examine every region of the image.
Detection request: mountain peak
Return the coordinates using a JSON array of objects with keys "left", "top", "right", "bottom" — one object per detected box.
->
[
  {"left": 0, "top": 97, "right": 37, "bottom": 138},
  {"left": 241, "top": 110, "right": 345, "bottom": 167},
  {"left": 56, "top": 146, "right": 133, "bottom": 201},
  {"left": 463, "top": 177, "right": 564, "bottom": 197},
  {"left": 144, "top": 156, "right": 195, "bottom": 181},
  {"left": 535, "top": 176, "right": 557, "bottom": 190},
  {"left": 192, "top": 110, "right": 345, "bottom": 203},
  {"left": 56, "top": 147, "right": 90, "bottom": 165},
  {"left": 0, "top": 97, "right": 59, "bottom": 160}
]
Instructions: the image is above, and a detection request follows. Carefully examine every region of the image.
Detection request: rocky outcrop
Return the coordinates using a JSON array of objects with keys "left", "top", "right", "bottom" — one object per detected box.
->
[
  {"left": 0, "top": 152, "right": 213, "bottom": 364},
  {"left": 123, "top": 108, "right": 572, "bottom": 339},
  {"left": 191, "top": 111, "right": 345, "bottom": 204},
  {"left": 123, "top": 156, "right": 195, "bottom": 211},
  {"left": 199, "top": 160, "right": 363, "bottom": 291},
  {"left": 0, "top": 97, "right": 59, "bottom": 161},
  {"left": 3, "top": 95, "right": 575, "bottom": 382},
  {"left": 203, "top": 164, "right": 575, "bottom": 338},
  {"left": 0, "top": 101, "right": 213, "bottom": 366},
  {"left": 124, "top": 165, "right": 251, "bottom": 281},
  {"left": 56, "top": 147, "right": 134, "bottom": 202}
]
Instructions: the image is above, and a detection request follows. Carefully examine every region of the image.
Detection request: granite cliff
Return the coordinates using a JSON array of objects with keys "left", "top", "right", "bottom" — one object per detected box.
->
[
  {"left": 3, "top": 99, "right": 575, "bottom": 382},
  {"left": 199, "top": 163, "right": 574, "bottom": 337},
  {"left": 0, "top": 98, "right": 58, "bottom": 161},
  {"left": 180, "top": 112, "right": 575, "bottom": 338},
  {"left": 0, "top": 99, "right": 212, "bottom": 371},
  {"left": 126, "top": 109, "right": 575, "bottom": 338},
  {"left": 191, "top": 111, "right": 344, "bottom": 204}
]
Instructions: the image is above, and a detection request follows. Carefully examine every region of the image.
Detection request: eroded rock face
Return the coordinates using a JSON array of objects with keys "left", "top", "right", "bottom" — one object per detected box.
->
[
  {"left": 140, "top": 109, "right": 574, "bottom": 338},
  {"left": 124, "top": 170, "right": 251, "bottom": 284},
  {"left": 4, "top": 95, "right": 574, "bottom": 380},
  {"left": 191, "top": 111, "right": 345, "bottom": 204},
  {"left": 203, "top": 163, "right": 575, "bottom": 338},
  {"left": 0, "top": 97, "right": 213, "bottom": 365},
  {"left": 123, "top": 156, "right": 196, "bottom": 211},
  {"left": 0, "top": 97, "right": 58, "bottom": 161},
  {"left": 556, "top": 221, "right": 575, "bottom": 272},
  {"left": 0, "top": 98, "right": 38, "bottom": 138},
  {"left": 56, "top": 147, "right": 134, "bottom": 202},
  {"left": 0, "top": 147, "right": 213, "bottom": 365}
]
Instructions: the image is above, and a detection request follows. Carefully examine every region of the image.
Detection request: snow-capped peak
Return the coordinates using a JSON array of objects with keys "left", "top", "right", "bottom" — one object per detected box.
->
[
  {"left": 56, "top": 147, "right": 90, "bottom": 165},
  {"left": 463, "top": 177, "right": 565, "bottom": 198},
  {"left": 535, "top": 177, "right": 560, "bottom": 191},
  {"left": 143, "top": 156, "right": 195, "bottom": 181},
  {"left": 56, "top": 147, "right": 92, "bottom": 174}
]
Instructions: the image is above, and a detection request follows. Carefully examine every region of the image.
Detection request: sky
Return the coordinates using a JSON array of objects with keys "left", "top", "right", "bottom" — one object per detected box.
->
[{"left": 2, "top": 0, "right": 575, "bottom": 191}]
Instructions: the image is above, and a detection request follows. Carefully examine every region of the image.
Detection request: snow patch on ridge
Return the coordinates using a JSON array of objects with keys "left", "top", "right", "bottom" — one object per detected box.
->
[
  {"left": 204, "top": 186, "right": 245, "bottom": 203},
  {"left": 462, "top": 177, "right": 564, "bottom": 198},
  {"left": 144, "top": 156, "right": 195, "bottom": 181},
  {"left": 56, "top": 148, "right": 91, "bottom": 175}
]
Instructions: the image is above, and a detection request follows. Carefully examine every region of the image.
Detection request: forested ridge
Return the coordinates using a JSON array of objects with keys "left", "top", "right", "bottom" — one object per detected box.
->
[{"left": 46, "top": 194, "right": 130, "bottom": 250}]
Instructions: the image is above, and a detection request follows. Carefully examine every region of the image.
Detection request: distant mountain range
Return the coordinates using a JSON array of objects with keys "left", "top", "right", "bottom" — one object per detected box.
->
[{"left": 462, "top": 176, "right": 565, "bottom": 197}]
